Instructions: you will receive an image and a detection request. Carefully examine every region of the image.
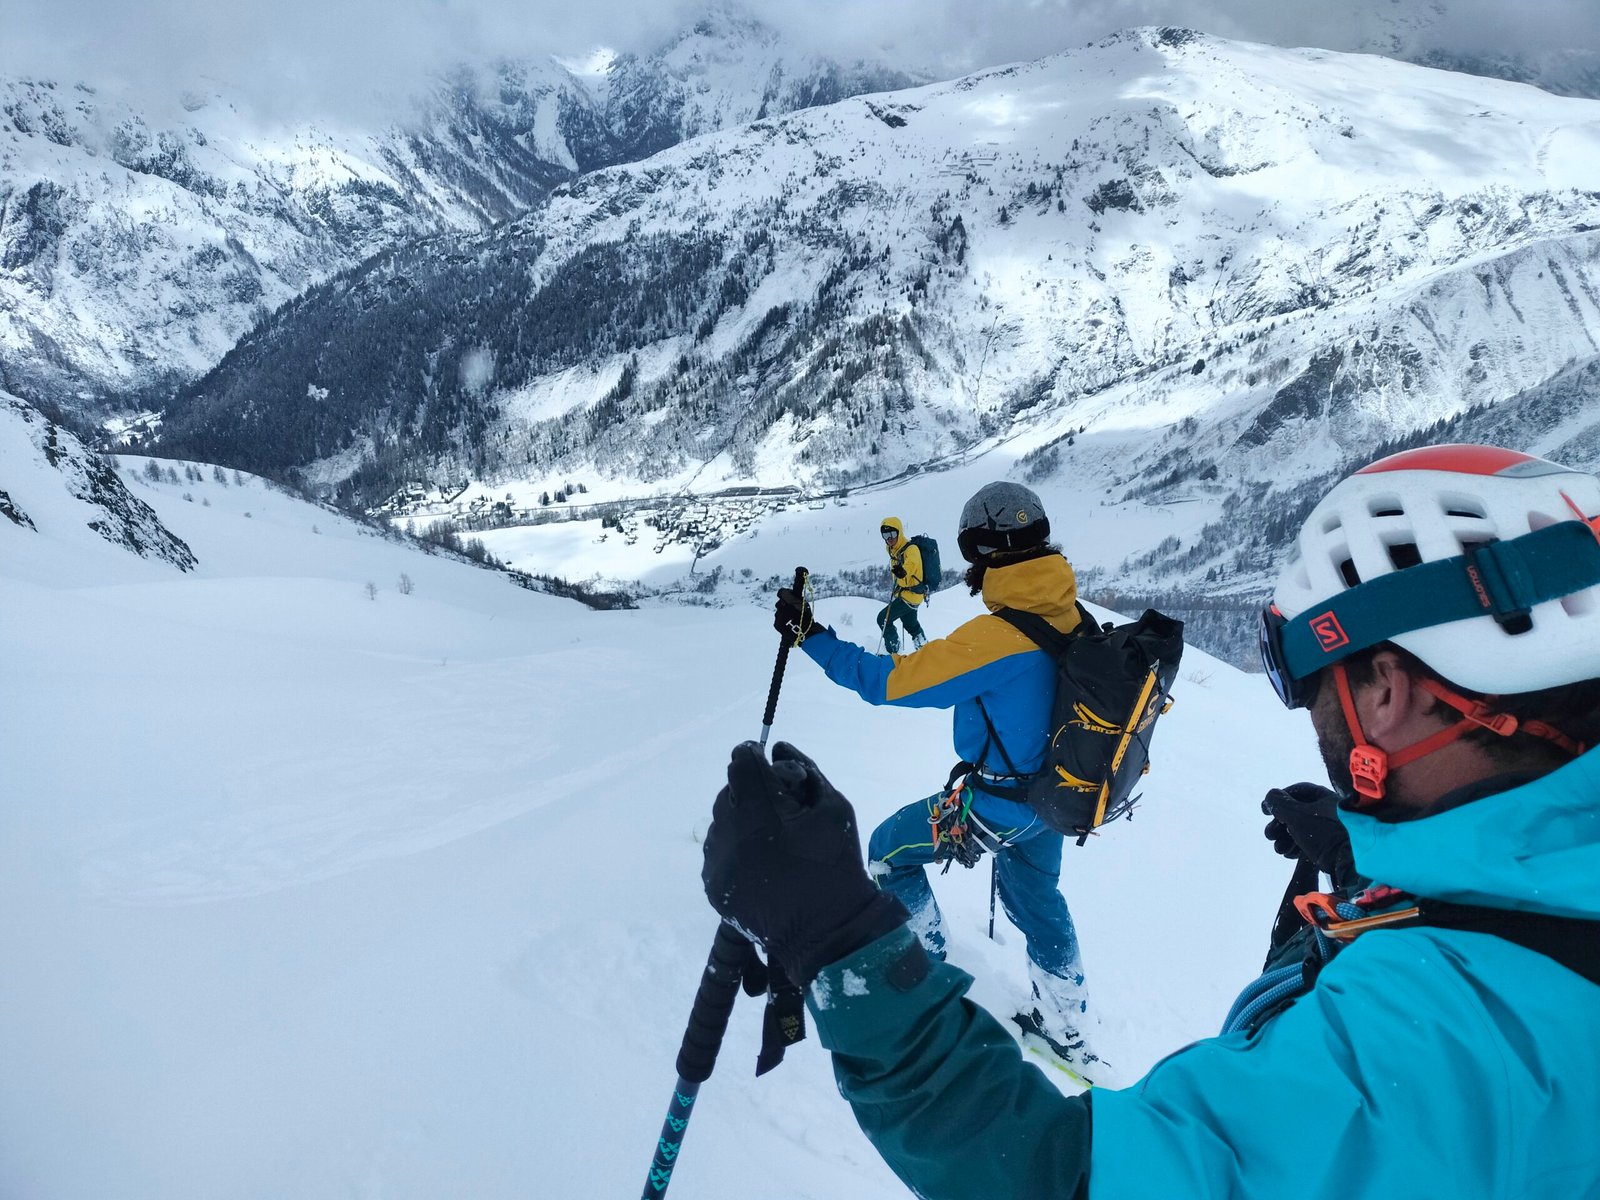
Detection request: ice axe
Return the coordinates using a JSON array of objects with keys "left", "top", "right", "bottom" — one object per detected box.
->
[{"left": 640, "top": 566, "right": 809, "bottom": 1199}]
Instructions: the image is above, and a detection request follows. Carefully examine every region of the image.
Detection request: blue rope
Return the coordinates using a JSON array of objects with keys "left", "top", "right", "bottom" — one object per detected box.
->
[{"left": 1220, "top": 924, "right": 1344, "bottom": 1036}]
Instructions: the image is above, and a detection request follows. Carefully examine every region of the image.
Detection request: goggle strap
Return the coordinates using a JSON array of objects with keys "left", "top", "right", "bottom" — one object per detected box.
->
[{"left": 1281, "top": 520, "right": 1600, "bottom": 681}]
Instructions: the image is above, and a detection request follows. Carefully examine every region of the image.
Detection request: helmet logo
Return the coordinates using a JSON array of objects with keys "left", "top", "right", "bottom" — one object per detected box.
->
[
  {"left": 1016, "top": 510, "right": 1030, "bottom": 524},
  {"left": 1465, "top": 563, "right": 1492, "bottom": 612},
  {"left": 1310, "top": 611, "right": 1350, "bottom": 652}
]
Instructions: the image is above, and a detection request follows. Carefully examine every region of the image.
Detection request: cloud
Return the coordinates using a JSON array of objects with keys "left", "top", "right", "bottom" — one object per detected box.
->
[{"left": 2, "top": 0, "right": 1592, "bottom": 123}]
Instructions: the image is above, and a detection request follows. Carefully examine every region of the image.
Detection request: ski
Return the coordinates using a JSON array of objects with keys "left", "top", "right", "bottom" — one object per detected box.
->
[{"left": 1009, "top": 1016, "right": 1101, "bottom": 1090}]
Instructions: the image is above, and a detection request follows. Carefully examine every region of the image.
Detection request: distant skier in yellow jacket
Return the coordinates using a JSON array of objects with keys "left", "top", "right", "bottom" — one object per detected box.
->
[{"left": 878, "top": 517, "right": 927, "bottom": 653}]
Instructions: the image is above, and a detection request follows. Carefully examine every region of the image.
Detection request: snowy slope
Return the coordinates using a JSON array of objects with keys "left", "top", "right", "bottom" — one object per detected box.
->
[{"left": 1, "top": 430, "right": 1326, "bottom": 1196}]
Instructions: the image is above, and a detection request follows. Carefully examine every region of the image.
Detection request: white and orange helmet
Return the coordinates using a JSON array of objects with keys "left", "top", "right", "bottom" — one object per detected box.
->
[
  {"left": 1266, "top": 445, "right": 1600, "bottom": 701},
  {"left": 1261, "top": 445, "right": 1600, "bottom": 800}
]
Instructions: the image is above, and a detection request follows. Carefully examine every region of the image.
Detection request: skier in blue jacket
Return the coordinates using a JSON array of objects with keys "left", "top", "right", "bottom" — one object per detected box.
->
[{"left": 702, "top": 444, "right": 1600, "bottom": 1199}]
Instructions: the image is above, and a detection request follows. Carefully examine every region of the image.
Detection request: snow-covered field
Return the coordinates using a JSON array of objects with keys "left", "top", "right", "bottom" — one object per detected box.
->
[{"left": 2, "top": 449, "right": 1324, "bottom": 1198}]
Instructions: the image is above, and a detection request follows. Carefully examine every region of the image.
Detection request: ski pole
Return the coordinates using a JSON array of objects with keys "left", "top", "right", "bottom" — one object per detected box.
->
[
  {"left": 988, "top": 856, "right": 999, "bottom": 941},
  {"left": 641, "top": 922, "right": 756, "bottom": 1198},
  {"left": 760, "top": 567, "right": 810, "bottom": 748},
  {"left": 642, "top": 565, "right": 808, "bottom": 1198},
  {"left": 873, "top": 578, "right": 894, "bottom": 655}
]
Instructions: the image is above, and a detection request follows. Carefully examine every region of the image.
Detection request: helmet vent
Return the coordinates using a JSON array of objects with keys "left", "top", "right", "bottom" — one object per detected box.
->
[
  {"left": 1386, "top": 541, "right": 1422, "bottom": 571},
  {"left": 1561, "top": 590, "right": 1596, "bottom": 617},
  {"left": 1367, "top": 495, "right": 1404, "bottom": 518},
  {"left": 1321, "top": 514, "right": 1342, "bottom": 534},
  {"left": 1440, "top": 493, "right": 1488, "bottom": 521},
  {"left": 1339, "top": 557, "right": 1362, "bottom": 587}
]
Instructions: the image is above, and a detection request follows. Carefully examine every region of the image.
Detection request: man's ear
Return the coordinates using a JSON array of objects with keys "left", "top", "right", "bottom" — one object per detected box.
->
[{"left": 1361, "top": 649, "right": 1438, "bottom": 743}]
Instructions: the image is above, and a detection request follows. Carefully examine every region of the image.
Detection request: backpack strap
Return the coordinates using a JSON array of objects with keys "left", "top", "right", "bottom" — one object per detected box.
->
[
  {"left": 994, "top": 606, "right": 1080, "bottom": 655},
  {"left": 977, "top": 607, "right": 1091, "bottom": 798},
  {"left": 1414, "top": 899, "right": 1600, "bottom": 987},
  {"left": 970, "top": 697, "right": 1027, "bottom": 790}
]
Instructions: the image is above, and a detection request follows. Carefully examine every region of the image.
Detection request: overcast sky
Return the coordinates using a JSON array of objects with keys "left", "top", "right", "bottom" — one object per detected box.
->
[{"left": 4, "top": 0, "right": 1597, "bottom": 121}]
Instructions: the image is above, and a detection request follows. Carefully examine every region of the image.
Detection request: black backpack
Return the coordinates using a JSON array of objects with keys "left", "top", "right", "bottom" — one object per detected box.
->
[
  {"left": 993, "top": 604, "right": 1185, "bottom": 845},
  {"left": 907, "top": 534, "right": 942, "bottom": 594}
]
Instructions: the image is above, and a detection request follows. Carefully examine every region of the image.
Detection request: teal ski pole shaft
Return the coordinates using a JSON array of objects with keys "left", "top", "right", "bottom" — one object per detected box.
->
[{"left": 641, "top": 922, "right": 754, "bottom": 1198}]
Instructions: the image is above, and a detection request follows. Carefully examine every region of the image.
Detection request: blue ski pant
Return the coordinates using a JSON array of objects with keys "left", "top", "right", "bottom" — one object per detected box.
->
[{"left": 866, "top": 789, "right": 1084, "bottom": 983}]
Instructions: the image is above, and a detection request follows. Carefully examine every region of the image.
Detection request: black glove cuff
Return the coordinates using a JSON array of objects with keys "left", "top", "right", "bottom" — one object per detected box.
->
[{"left": 782, "top": 890, "right": 909, "bottom": 988}]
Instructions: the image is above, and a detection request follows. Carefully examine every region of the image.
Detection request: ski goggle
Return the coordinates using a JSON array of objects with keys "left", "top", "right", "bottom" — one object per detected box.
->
[
  {"left": 1258, "top": 605, "right": 1318, "bottom": 710},
  {"left": 881, "top": 527, "right": 899, "bottom": 543}
]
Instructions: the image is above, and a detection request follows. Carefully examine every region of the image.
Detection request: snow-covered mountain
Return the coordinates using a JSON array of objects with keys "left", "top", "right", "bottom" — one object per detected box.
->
[
  {"left": 600, "top": 9, "right": 918, "bottom": 161},
  {"left": 158, "top": 30, "right": 1600, "bottom": 594},
  {"left": 0, "top": 13, "right": 917, "bottom": 411}
]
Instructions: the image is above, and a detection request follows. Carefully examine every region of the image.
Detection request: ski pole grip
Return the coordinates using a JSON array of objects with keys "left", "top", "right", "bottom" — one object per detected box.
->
[
  {"left": 675, "top": 921, "right": 754, "bottom": 1083},
  {"left": 762, "top": 566, "right": 809, "bottom": 735}
]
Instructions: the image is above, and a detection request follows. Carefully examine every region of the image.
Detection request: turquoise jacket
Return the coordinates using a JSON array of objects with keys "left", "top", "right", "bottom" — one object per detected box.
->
[
  {"left": 800, "top": 554, "right": 1082, "bottom": 773},
  {"left": 808, "top": 747, "right": 1600, "bottom": 1199}
]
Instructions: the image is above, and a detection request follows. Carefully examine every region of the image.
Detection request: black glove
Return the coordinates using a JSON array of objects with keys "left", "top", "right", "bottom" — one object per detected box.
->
[
  {"left": 1262, "top": 782, "right": 1358, "bottom": 887},
  {"left": 773, "top": 587, "right": 820, "bottom": 646},
  {"left": 892, "top": 564, "right": 906, "bottom": 579},
  {"left": 703, "top": 742, "right": 907, "bottom": 986}
]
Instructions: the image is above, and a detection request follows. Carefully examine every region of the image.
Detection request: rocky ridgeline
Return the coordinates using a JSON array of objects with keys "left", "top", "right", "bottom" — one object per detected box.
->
[{"left": 2, "top": 394, "right": 197, "bottom": 569}]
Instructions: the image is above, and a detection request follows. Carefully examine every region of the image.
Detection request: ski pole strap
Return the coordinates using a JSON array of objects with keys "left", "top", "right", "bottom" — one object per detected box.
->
[{"left": 756, "top": 960, "right": 807, "bottom": 1076}]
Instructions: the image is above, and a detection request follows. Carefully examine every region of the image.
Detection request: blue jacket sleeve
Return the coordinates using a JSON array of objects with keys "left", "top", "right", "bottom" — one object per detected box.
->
[
  {"left": 800, "top": 623, "right": 1035, "bottom": 710},
  {"left": 808, "top": 926, "right": 1091, "bottom": 1200}
]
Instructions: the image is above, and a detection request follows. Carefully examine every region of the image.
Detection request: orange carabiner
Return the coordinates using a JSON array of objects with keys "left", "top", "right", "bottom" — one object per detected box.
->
[{"left": 1293, "top": 892, "right": 1345, "bottom": 927}]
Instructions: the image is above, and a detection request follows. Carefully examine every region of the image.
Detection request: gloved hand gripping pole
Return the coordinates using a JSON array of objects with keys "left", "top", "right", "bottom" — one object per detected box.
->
[{"left": 641, "top": 566, "right": 809, "bottom": 1199}]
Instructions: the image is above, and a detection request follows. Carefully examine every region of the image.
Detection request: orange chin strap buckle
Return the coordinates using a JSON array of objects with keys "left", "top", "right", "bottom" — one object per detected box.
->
[
  {"left": 1332, "top": 663, "right": 1584, "bottom": 807},
  {"left": 1348, "top": 745, "right": 1389, "bottom": 802}
]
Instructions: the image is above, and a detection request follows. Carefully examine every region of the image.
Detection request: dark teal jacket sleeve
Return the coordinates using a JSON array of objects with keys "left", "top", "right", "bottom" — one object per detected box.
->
[{"left": 807, "top": 926, "right": 1091, "bottom": 1200}]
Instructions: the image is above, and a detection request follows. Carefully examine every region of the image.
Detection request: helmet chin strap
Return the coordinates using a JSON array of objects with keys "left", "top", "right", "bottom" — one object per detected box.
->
[{"left": 1332, "top": 664, "right": 1585, "bottom": 806}]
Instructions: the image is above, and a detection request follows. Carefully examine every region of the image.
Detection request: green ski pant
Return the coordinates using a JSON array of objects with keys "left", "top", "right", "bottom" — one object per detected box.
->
[{"left": 878, "top": 596, "right": 925, "bottom": 653}]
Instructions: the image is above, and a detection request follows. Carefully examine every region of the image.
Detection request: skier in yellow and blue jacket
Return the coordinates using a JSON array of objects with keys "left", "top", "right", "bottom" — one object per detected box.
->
[
  {"left": 877, "top": 517, "right": 927, "bottom": 653},
  {"left": 774, "top": 482, "right": 1100, "bottom": 1072}
]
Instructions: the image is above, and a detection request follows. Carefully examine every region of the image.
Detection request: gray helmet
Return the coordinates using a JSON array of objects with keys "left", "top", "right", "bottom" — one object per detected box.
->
[{"left": 958, "top": 481, "right": 1051, "bottom": 562}]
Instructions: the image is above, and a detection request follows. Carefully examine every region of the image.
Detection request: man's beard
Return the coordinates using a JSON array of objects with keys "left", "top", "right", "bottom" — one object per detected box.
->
[
  {"left": 1316, "top": 714, "right": 1357, "bottom": 796},
  {"left": 1305, "top": 675, "right": 1357, "bottom": 795},
  {"left": 965, "top": 561, "right": 986, "bottom": 596}
]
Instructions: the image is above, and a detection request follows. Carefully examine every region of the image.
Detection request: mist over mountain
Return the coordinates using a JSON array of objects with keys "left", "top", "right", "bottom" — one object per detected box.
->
[{"left": 0, "top": 11, "right": 918, "bottom": 409}]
